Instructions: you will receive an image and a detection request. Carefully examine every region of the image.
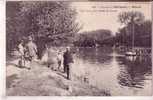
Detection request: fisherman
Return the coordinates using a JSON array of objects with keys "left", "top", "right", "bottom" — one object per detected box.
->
[{"left": 63, "top": 47, "right": 74, "bottom": 80}]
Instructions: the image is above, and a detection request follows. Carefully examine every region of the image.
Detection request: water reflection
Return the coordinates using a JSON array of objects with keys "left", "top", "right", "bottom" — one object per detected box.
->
[
  {"left": 73, "top": 47, "right": 152, "bottom": 96},
  {"left": 77, "top": 47, "right": 113, "bottom": 64},
  {"left": 117, "top": 56, "right": 152, "bottom": 89}
]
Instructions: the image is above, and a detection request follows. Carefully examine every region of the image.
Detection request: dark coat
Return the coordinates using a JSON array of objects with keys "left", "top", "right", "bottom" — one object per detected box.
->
[{"left": 63, "top": 51, "right": 73, "bottom": 66}]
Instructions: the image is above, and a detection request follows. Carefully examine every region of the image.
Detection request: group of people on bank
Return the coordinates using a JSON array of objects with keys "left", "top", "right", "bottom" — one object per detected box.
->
[{"left": 17, "top": 36, "right": 74, "bottom": 80}]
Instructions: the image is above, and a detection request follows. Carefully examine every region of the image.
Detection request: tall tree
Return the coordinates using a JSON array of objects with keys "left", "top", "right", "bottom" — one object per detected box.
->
[
  {"left": 117, "top": 11, "right": 151, "bottom": 47},
  {"left": 118, "top": 11, "right": 145, "bottom": 47}
]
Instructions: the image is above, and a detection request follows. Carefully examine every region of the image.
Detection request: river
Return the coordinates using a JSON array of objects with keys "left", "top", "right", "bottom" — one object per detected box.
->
[{"left": 72, "top": 47, "right": 152, "bottom": 96}]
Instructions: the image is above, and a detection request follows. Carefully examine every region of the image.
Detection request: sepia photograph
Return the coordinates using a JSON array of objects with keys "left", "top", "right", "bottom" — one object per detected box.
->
[{"left": 6, "top": 1, "right": 152, "bottom": 96}]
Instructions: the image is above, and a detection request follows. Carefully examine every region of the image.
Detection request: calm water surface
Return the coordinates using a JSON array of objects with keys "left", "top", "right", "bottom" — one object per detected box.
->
[{"left": 72, "top": 47, "right": 152, "bottom": 96}]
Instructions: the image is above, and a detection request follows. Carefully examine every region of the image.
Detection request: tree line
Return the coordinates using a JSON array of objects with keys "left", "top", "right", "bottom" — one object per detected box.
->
[
  {"left": 6, "top": 2, "right": 151, "bottom": 51},
  {"left": 73, "top": 29, "right": 114, "bottom": 47}
]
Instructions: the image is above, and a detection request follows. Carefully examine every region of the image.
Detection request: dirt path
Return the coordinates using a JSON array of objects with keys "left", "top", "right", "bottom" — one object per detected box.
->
[{"left": 6, "top": 59, "right": 110, "bottom": 96}]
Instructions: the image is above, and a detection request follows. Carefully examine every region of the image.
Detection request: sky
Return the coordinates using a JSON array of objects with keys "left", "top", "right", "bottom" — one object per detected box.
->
[{"left": 71, "top": 2, "right": 151, "bottom": 35}]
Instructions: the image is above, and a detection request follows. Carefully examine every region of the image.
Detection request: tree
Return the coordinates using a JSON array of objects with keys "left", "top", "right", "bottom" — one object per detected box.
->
[
  {"left": 6, "top": 1, "right": 22, "bottom": 51},
  {"left": 118, "top": 11, "right": 145, "bottom": 47},
  {"left": 117, "top": 11, "right": 151, "bottom": 47},
  {"left": 118, "top": 11, "right": 145, "bottom": 26},
  {"left": 6, "top": 1, "right": 81, "bottom": 53},
  {"left": 134, "top": 20, "right": 152, "bottom": 47},
  {"left": 19, "top": 1, "right": 81, "bottom": 46}
]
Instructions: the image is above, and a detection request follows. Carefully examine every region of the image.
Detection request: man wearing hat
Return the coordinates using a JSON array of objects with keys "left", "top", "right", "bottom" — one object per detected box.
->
[{"left": 63, "top": 46, "right": 74, "bottom": 80}]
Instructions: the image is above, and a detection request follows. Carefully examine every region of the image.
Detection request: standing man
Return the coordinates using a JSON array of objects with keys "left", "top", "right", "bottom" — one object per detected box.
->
[
  {"left": 26, "top": 36, "right": 38, "bottom": 63},
  {"left": 63, "top": 47, "right": 74, "bottom": 80}
]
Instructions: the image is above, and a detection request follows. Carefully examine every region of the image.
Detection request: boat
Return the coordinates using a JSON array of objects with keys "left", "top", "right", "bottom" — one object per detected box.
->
[{"left": 125, "top": 51, "right": 136, "bottom": 56}]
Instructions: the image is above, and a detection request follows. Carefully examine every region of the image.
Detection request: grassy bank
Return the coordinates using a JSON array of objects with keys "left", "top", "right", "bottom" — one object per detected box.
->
[{"left": 6, "top": 58, "right": 110, "bottom": 96}]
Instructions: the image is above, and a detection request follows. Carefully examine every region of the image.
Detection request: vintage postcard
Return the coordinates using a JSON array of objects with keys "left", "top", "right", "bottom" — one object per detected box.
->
[{"left": 5, "top": 0, "right": 152, "bottom": 96}]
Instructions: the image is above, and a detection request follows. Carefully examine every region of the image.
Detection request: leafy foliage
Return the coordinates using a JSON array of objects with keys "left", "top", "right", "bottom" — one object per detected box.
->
[
  {"left": 118, "top": 11, "right": 145, "bottom": 25},
  {"left": 116, "top": 11, "right": 151, "bottom": 47},
  {"left": 6, "top": 1, "right": 81, "bottom": 52}
]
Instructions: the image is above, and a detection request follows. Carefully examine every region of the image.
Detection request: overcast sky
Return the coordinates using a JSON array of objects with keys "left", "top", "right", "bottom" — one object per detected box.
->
[{"left": 71, "top": 2, "right": 151, "bottom": 34}]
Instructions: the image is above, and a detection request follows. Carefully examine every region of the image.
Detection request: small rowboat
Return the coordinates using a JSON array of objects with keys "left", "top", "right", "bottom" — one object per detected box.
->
[{"left": 125, "top": 51, "right": 136, "bottom": 56}]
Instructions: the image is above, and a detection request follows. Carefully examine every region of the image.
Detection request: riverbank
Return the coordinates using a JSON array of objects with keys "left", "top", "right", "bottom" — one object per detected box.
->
[{"left": 6, "top": 58, "right": 110, "bottom": 96}]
